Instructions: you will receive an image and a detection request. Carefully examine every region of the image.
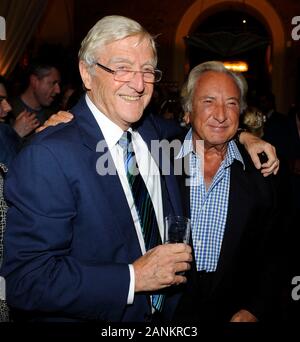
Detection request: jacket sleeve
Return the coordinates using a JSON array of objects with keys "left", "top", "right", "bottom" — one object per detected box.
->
[
  {"left": 1, "top": 143, "right": 130, "bottom": 321},
  {"left": 0, "top": 124, "right": 22, "bottom": 167}
]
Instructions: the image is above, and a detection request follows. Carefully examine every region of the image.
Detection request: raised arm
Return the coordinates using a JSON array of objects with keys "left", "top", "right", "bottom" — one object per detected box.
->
[{"left": 238, "top": 131, "right": 279, "bottom": 177}]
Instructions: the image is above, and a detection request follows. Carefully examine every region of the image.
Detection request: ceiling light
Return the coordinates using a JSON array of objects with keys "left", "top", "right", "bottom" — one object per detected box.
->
[{"left": 223, "top": 61, "right": 249, "bottom": 72}]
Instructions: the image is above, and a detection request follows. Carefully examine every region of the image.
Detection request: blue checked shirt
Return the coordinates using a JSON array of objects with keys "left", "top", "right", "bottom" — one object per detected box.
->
[{"left": 177, "top": 129, "right": 245, "bottom": 272}]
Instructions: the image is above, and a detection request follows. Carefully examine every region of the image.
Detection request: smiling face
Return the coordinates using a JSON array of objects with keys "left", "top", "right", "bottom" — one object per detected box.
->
[
  {"left": 187, "top": 71, "right": 240, "bottom": 150},
  {"left": 79, "top": 35, "right": 155, "bottom": 130}
]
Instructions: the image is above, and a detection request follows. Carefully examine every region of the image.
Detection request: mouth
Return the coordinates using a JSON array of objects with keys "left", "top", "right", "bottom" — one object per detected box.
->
[
  {"left": 119, "top": 95, "right": 143, "bottom": 102},
  {"left": 209, "top": 125, "right": 228, "bottom": 130}
]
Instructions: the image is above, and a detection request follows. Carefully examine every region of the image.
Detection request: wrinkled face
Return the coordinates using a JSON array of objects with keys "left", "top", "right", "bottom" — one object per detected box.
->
[
  {"left": 32, "top": 67, "right": 61, "bottom": 107},
  {"left": 0, "top": 83, "right": 12, "bottom": 120},
  {"left": 80, "top": 35, "right": 155, "bottom": 130},
  {"left": 187, "top": 71, "right": 240, "bottom": 148}
]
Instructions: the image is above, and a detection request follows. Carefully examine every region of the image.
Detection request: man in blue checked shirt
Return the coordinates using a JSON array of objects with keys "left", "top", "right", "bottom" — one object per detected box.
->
[{"left": 173, "top": 61, "right": 280, "bottom": 323}]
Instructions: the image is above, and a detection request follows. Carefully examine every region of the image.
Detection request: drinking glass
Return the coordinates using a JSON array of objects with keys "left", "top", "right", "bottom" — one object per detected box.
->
[{"left": 164, "top": 215, "right": 190, "bottom": 244}]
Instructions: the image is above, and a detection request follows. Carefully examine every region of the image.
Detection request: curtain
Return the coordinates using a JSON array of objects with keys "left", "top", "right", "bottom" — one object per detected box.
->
[{"left": 0, "top": 0, "right": 48, "bottom": 76}]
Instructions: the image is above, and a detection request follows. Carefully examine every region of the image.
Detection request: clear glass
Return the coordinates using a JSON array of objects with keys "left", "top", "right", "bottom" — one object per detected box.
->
[{"left": 164, "top": 215, "right": 191, "bottom": 244}]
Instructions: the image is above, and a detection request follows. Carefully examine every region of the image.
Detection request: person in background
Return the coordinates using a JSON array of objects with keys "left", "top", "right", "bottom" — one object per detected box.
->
[
  {"left": 173, "top": 61, "right": 280, "bottom": 322},
  {"left": 0, "top": 80, "right": 10, "bottom": 320},
  {"left": 0, "top": 76, "right": 39, "bottom": 167},
  {"left": 241, "top": 106, "right": 265, "bottom": 138},
  {"left": 0, "top": 76, "right": 37, "bottom": 321},
  {"left": 0, "top": 77, "right": 69, "bottom": 322},
  {"left": 0, "top": 161, "right": 8, "bottom": 322},
  {"left": 9, "top": 60, "right": 61, "bottom": 135}
]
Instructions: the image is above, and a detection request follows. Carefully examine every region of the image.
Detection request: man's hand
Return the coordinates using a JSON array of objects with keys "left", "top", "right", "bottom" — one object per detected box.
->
[
  {"left": 133, "top": 243, "right": 192, "bottom": 292},
  {"left": 36, "top": 111, "right": 74, "bottom": 133},
  {"left": 239, "top": 131, "right": 279, "bottom": 176},
  {"left": 230, "top": 309, "right": 258, "bottom": 322},
  {"left": 13, "top": 110, "right": 40, "bottom": 137}
]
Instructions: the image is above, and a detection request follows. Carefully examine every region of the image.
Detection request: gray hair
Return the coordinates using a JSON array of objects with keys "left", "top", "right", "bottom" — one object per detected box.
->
[
  {"left": 181, "top": 61, "right": 248, "bottom": 113},
  {"left": 79, "top": 15, "right": 158, "bottom": 71}
]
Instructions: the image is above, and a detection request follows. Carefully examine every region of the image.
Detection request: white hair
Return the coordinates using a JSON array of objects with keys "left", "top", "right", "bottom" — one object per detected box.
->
[
  {"left": 79, "top": 15, "right": 158, "bottom": 71},
  {"left": 181, "top": 61, "right": 248, "bottom": 113}
]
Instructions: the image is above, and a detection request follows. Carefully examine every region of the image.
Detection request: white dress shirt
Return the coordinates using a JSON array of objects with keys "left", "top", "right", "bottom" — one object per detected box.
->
[{"left": 85, "top": 94, "right": 164, "bottom": 304}]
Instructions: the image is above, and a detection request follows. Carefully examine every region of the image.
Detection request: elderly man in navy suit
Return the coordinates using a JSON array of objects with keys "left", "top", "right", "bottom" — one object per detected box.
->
[{"left": 1, "top": 15, "right": 193, "bottom": 322}]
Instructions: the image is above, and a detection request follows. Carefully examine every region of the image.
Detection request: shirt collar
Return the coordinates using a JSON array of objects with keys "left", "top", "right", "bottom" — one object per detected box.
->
[
  {"left": 225, "top": 139, "right": 245, "bottom": 169},
  {"left": 176, "top": 128, "right": 193, "bottom": 159},
  {"left": 85, "top": 94, "right": 124, "bottom": 149},
  {"left": 176, "top": 127, "right": 245, "bottom": 169}
]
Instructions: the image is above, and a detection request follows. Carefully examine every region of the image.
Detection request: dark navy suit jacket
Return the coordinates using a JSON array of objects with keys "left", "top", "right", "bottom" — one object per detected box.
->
[
  {"left": 1, "top": 97, "right": 183, "bottom": 322},
  {"left": 0, "top": 123, "right": 21, "bottom": 167}
]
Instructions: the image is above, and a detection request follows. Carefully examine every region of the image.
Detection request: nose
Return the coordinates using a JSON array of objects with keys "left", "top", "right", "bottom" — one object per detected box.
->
[
  {"left": 213, "top": 103, "right": 227, "bottom": 123},
  {"left": 54, "top": 83, "right": 61, "bottom": 94},
  {"left": 128, "top": 71, "right": 145, "bottom": 93},
  {"left": 1, "top": 99, "right": 12, "bottom": 113}
]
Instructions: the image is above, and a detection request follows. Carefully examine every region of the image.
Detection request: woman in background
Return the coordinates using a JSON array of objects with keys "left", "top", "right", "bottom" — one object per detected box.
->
[
  {"left": 242, "top": 106, "right": 265, "bottom": 138},
  {"left": 0, "top": 77, "right": 14, "bottom": 321}
]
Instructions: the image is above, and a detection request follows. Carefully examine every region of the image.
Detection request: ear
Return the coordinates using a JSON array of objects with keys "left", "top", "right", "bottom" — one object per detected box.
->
[
  {"left": 183, "top": 111, "right": 191, "bottom": 125},
  {"left": 79, "top": 61, "right": 92, "bottom": 90},
  {"left": 30, "top": 74, "right": 39, "bottom": 89}
]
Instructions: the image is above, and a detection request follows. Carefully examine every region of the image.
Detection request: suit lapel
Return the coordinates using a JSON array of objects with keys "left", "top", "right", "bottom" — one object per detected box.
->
[
  {"left": 71, "top": 97, "right": 104, "bottom": 152},
  {"left": 176, "top": 155, "right": 190, "bottom": 218},
  {"left": 72, "top": 97, "right": 143, "bottom": 260},
  {"left": 212, "top": 159, "right": 253, "bottom": 290}
]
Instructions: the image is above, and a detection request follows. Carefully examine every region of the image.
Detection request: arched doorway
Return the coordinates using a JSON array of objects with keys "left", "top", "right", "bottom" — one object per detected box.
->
[
  {"left": 174, "top": 0, "right": 286, "bottom": 112},
  {"left": 186, "top": 9, "right": 271, "bottom": 106}
]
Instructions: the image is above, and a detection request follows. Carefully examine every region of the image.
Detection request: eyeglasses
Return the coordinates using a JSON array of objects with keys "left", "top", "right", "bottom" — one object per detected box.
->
[{"left": 94, "top": 62, "right": 162, "bottom": 83}]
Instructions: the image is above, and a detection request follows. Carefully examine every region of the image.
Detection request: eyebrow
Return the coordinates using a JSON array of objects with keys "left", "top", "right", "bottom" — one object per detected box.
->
[
  {"left": 198, "top": 96, "right": 216, "bottom": 101},
  {"left": 109, "top": 57, "right": 155, "bottom": 68},
  {"left": 199, "top": 96, "right": 240, "bottom": 101},
  {"left": 109, "top": 57, "right": 131, "bottom": 64},
  {"left": 226, "top": 97, "right": 240, "bottom": 102}
]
